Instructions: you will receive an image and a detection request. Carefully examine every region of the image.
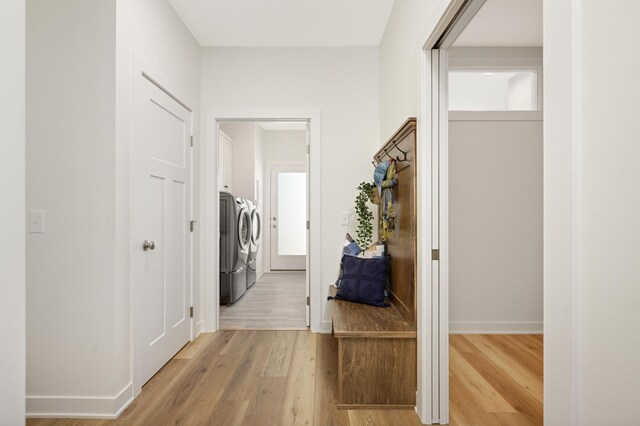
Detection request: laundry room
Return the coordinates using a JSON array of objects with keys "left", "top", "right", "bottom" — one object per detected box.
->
[{"left": 218, "top": 120, "right": 309, "bottom": 330}]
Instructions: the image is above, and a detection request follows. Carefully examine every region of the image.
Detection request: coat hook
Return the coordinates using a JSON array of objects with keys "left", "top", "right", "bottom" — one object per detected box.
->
[{"left": 392, "top": 141, "right": 408, "bottom": 162}]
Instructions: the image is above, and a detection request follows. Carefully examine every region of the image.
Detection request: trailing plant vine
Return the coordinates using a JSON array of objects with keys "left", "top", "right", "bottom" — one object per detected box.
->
[{"left": 355, "top": 181, "right": 375, "bottom": 248}]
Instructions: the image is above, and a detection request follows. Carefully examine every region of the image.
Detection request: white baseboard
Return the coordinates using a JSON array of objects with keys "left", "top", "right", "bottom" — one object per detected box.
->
[
  {"left": 321, "top": 320, "right": 332, "bottom": 334},
  {"left": 26, "top": 382, "right": 134, "bottom": 419},
  {"left": 449, "top": 321, "right": 543, "bottom": 334}
]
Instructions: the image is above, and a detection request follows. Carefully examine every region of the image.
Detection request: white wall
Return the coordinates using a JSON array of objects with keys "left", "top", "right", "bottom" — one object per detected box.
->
[
  {"left": 26, "top": 0, "right": 200, "bottom": 417},
  {"left": 545, "top": 0, "right": 640, "bottom": 424},
  {"left": 449, "top": 114, "right": 543, "bottom": 333},
  {"left": 201, "top": 47, "right": 379, "bottom": 328},
  {"left": 26, "top": 0, "right": 118, "bottom": 411},
  {"left": 262, "top": 130, "right": 307, "bottom": 272},
  {"left": 379, "top": 0, "right": 438, "bottom": 141},
  {"left": 0, "top": 0, "right": 25, "bottom": 423},
  {"left": 579, "top": 1, "right": 640, "bottom": 420},
  {"left": 263, "top": 130, "right": 308, "bottom": 164}
]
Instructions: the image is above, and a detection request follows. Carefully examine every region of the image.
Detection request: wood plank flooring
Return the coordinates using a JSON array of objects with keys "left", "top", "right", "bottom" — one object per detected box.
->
[
  {"left": 220, "top": 272, "right": 306, "bottom": 330},
  {"left": 27, "top": 332, "right": 422, "bottom": 426},
  {"left": 449, "top": 334, "right": 543, "bottom": 426},
  {"left": 27, "top": 333, "right": 542, "bottom": 426}
]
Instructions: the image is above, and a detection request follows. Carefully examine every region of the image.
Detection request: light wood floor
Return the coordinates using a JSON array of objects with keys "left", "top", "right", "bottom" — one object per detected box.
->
[
  {"left": 449, "top": 334, "right": 543, "bottom": 426},
  {"left": 27, "top": 333, "right": 542, "bottom": 426},
  {"left": 220, "top": 272, "right": 307, "bottom": 330},
  {"left": 27, "top": 331, "right": 422, "bottom": 426}
]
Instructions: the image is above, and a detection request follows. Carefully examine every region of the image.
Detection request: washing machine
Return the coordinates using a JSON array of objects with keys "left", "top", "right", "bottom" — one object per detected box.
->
[
  {"left": 246, "top": 199, "right": 261, "bottom": 289},
  {"left": 219, "top": 192, "right": 251, "bottom": 305}
]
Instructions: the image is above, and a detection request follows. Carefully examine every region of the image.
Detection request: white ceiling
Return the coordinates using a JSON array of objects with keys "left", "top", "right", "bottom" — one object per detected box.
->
[
  {"left": 167, "top": 0, "right": 396, "bottom": 47},
  {"left": 454, "top": 0, "right": 542, "bottom": 47}
]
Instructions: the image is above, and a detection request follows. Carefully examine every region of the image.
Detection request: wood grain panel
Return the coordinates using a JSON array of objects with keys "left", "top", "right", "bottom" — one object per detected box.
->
[
  {"left": 449, "top": 334, "right": 543, "bottom": 426},
  {"left": 314, "top": 334, "right": 351, "bottom": 426},
  {"left": 279, "top": 331, "right": 317, "bottom": 425},
  {"left": 329, "top": 287, "right": 416, "bottom": 339},
  {"left": 348, "top": 409, "right": 423, "bottom": 426},
  {"left": 339, "top": 338, "right": 416, "bottom": 407},
  {"left": 373, "top": 118, "right": 417, "bottom": 326},
  {"left": 220, "top": 272, "right": 307, "bottom": 330},
  {"left": 261, "top": 330, "right": 297, "bottom": 377},
  {"left": 241, "top": 377, "right": 287, "bottom": 426},
  {"left": 464, "top": 334, "right": 543, "bottom": 403}
]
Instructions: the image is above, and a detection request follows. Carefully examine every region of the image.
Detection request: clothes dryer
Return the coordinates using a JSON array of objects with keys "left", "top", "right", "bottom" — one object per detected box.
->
[
  {"left": 219, "top": 192, "right": 251, "bottom": 304},
  {"left": 246, "top": 199, "right": 261, "bottom": 289}
]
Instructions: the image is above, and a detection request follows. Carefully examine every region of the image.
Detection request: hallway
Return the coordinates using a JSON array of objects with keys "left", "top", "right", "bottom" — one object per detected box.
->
[{"left": 220, "top": 272, "right": 307, "bottom": 330}]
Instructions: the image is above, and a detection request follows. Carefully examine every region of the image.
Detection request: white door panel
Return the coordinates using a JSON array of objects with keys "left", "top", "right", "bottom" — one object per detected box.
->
[
  {"left": 270, "top": 165, "right": 306, "bottom": 270},
  {"left": 133, "top": 74, "right": 192, "bottom": 387}
]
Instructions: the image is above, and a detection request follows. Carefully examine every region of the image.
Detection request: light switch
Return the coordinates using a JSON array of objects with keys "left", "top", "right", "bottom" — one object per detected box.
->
[
  {"left": 339, "top": 211, "right": 349, "bottom": 226},
  {"left": 29, "top": 210, "right": 44, "bottom": 233}
]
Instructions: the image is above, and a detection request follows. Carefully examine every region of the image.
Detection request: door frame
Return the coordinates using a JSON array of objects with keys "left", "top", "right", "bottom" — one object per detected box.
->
[
  {"left": 202, "top": 108, "right": 322, "bottom": 333},
  {"left": 265, "top": 161, "right": 307, "bottom": 272},
  {"left": 416, "top": 0, "right": 487, "bottom": 423},
  {"left": 130, "top": 56, "right": 195, "bottom": 397}
]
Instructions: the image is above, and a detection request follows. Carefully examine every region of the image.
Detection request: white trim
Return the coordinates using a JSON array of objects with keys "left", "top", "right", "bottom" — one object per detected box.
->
[
  {"left": 416, "top": 47, "right": 433, "bottom": 425},
  {"left": 26, "top": 383, "right": 134, "bottom": 419},
  {"left": 203, "top": 108, "right": 322, "bottom": 334},
  {"left": 436, "top": 48, "right": 450, "bottom": 425},
  {"left": 322, "top": 320, "right": 333, "bottom": 334},
  {"left": 417, "top": 1, "right": 489, "bottom": 423},
  {"left": 541, "top": 0, "right": 582, "bottom": 423},
  {"left": 449, "top": 111, "right": 543, "bottom": 121},
  {"left": 449, "top": 322, "right": 544, "bottom": 334}
]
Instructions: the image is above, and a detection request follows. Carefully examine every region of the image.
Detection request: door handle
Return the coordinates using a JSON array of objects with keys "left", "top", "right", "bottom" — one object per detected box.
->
[{"left": 143, "top": 240, "right": 156, "bottom": 251}]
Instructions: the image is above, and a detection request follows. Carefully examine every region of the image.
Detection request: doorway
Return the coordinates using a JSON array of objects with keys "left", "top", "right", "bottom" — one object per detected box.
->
[
  {"left": 269, "top": 164, "right": 307, "bottom": 271},
  {"left": 203, "top": 109, "right": 322, "bottom": 334},
  {"left": 132, "top": 69, "right": 193, "bottom": 391},
  {"left": 215, "top": 120, "right": 309, "bottom": 330},
  {"left": 419, "top": 0, "right": 544, "bottom": 423}
]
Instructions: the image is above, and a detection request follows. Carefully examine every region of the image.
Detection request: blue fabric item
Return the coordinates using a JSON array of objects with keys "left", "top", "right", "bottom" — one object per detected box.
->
[
  {"left": 332, "top": 255, "right": 391, "bottom": 307},
  {"left": 343, "top": 241, "right": 362, "bottom": 257},
  {"left": 335, "top": 235, "right": 363, "bottom": 287},
  {"left": 373, "top": 160, "right": 390, "bottom": 195}
]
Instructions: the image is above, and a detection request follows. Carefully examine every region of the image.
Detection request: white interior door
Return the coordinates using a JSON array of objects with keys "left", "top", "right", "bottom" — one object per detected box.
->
[
  {"left": 133, "top": 74, "right": 192, "bottom": 387},
  {"left": 270, "top": 164, "right": 307, "bottom": 270}
]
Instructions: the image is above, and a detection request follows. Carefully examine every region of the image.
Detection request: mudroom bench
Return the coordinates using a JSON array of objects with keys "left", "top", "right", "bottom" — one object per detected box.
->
[
  {"left": 329, "top": 286, "right": 417, "bottom": 409},
  {"left": 329, "top": 118, "right": 418, "bottom": 409}
]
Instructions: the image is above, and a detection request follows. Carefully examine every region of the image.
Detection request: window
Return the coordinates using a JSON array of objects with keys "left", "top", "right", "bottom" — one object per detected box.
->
[{"left": 448, "top": 70, "right": 538, "bottom": 111}]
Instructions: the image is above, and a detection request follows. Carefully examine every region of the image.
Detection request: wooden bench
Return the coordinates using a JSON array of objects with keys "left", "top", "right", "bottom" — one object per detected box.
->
[
  {"left": 329, "top": 286, "right": 417, "bottom": 409},
  {"left": 329, "top": 118, "right": 418, "bottom": 410}
]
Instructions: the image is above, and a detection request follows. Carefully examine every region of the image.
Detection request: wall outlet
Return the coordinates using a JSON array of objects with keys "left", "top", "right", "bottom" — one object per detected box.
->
[
  {"left": 29, "top": 210, "right": 45, "bottom": 233},
  {"left": 339, "top": 211, "right": 349, "bottom": 226}
]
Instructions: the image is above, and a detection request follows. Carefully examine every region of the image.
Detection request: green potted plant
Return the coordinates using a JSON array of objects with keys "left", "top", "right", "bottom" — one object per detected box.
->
[{"left": 354, "top": 181, "right": 375, "bottom": 248}]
